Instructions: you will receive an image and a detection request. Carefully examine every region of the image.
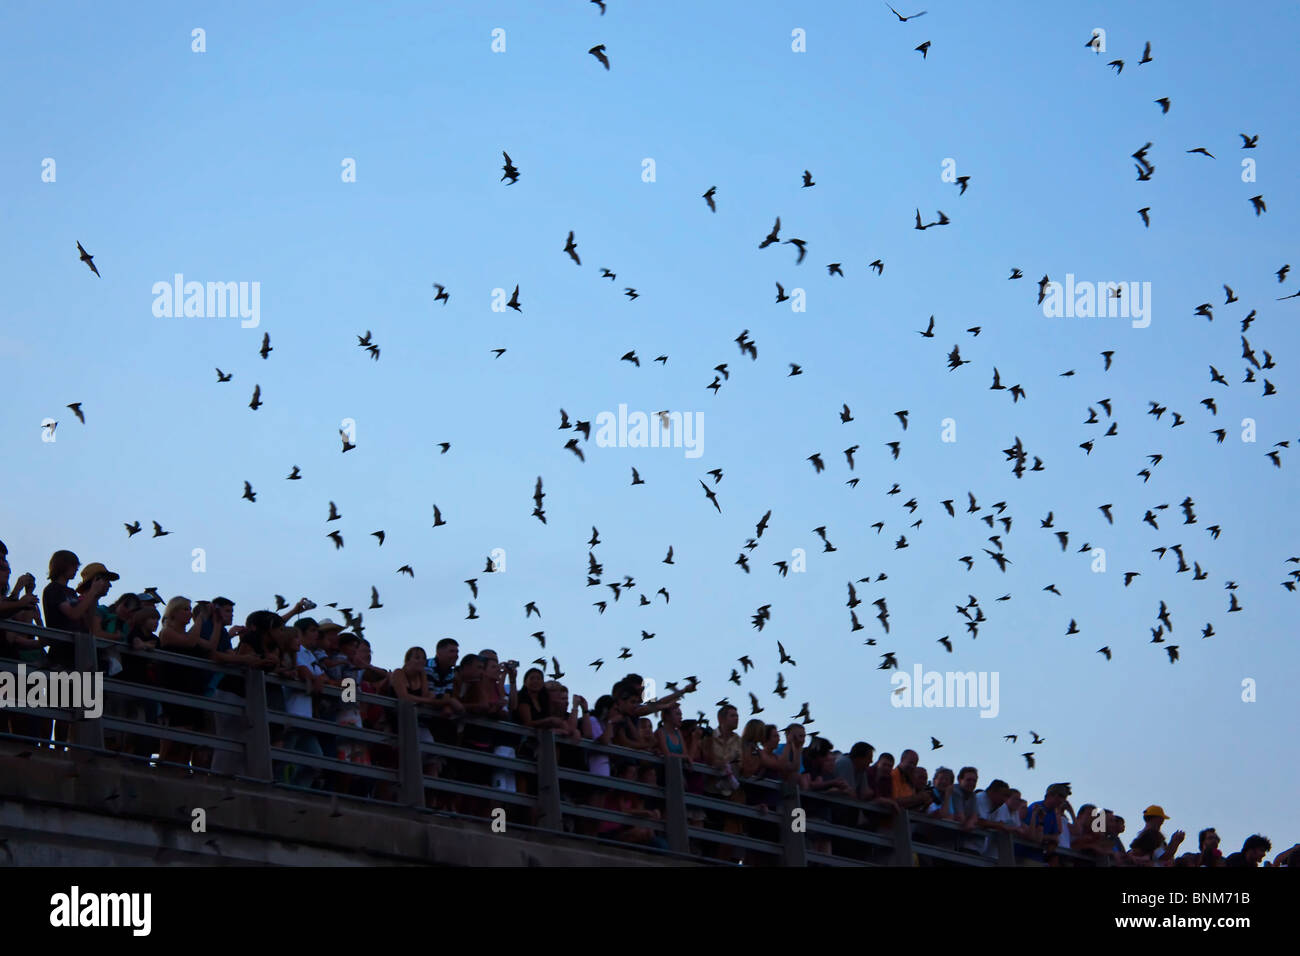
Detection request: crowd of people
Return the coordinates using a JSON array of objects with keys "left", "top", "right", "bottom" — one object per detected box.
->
[{"left": 1, "top": 541, "right": 1295, "bottom": 866}]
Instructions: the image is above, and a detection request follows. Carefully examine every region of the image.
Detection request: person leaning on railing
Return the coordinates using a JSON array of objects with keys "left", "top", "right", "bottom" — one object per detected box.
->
[
  {"left": 740, "top": 720, "right": 795, "bottom": 815},
  {"left": 1, "top": 557, "right": 46, "bottom": 665},
  {"left": 42, "top": 550, "right": 105, "bottom": 676},
  {"left": 390, "top": 646, "right": 444, "bottom": 807},
  {"left": 157, "top": 595, "right": 217, "bottom": 767},
  {"left": 462, "top": 650, "right": 518, "bottom": 795},
  {"left": 699, "top": 704, "right": 744, "bottom": 840},
  {"left": 88, "top": 590, "right": 141, "bottom": 751},
  {"left": 0, "top": 553, "right": 53, "bottom": 745}
]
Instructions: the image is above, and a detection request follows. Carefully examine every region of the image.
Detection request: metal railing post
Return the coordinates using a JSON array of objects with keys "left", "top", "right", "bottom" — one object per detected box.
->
[
  {"left": 397, "top": 700, "right": 425, "bottom": 807},
  {"left": 891, "top": 809, "right": 916, "bottom": 866},
  {"left": 72, "top": 632, "right": 105, "bottom": 751},
  {"left": 780, "top": 780, "right": 808, "bottom": 866},
  {"left": 995, "top": 829, "right": 1016, "bottom": 866},
  {"left": 243, "top": 669, "right": 274, "bottom": 781},
  {"left": 663, "top": 756, "right": 690, "bottom": 854},
  {"left": 535, "top": 729, "right": 563, "bottom": 831}
]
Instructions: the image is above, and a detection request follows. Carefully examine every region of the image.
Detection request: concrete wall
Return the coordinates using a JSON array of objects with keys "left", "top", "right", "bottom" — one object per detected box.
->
[{"left": 0, "top": 743, "right": 690, "bottom": 866}]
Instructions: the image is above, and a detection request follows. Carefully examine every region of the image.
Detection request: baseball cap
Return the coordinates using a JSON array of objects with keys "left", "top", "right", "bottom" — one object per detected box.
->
[
  {"left": 78, "top": 562, "right": 120, "bottom": 585},
  {"left": 1143, "top": 804, "right": 1169, "bottom": 820},
  {"left": 316, "top": 618, "right": 343, "bottom": 632}
]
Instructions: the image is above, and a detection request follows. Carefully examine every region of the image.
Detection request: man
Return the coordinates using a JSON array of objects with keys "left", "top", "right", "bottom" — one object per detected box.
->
[
  {"left": 890, "top": 749, "right": 934, "bottom": 811},
  {"left": 426, "top": 638, "right": 463, "bottom": 717},
  {"left": 279, "top": 620, "right": 327, "bottom": 788},
  {"left": 974, "top": 779, "right": 1022, "bottom": 858},
  {"left": 1022, "top": 782, "right": 1072, "bottom": 862},
  {"left": 315, "top": 618, "right": 348, "bottom": 681},
  {"left": 190, "top": 596, "right": 243, "bottom": 771},
  {"left": 952, "top": 766, "right": 981, "bottom": 839},
  {"left": 833, "top": 741, "right": 875, "bottom": 801},
  {"left": 1128, "top": 804, "right": 1184, "bottom": 866},
  {"left": 701, "top": 703, "right": 741, "bottom": 795},
  {"left": 1224, "top": 834, "right": 1272, "bottom": 867},
  {"left": 1198, "top": 827, "right": 1224, "bottom": 867},
  {"left": 700, "top": 703, "right": 744, "bottom": 861}
]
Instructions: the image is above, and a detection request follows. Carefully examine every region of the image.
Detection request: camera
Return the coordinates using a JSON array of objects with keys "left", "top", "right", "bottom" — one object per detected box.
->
[{"left": 301, "top": 598, "right": 316, "bottom": 611}]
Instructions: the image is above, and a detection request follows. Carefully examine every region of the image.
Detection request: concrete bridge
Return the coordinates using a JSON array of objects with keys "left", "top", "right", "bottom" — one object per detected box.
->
[{"left": 0, "top": 620, "right": 1106, "bottom": 866}]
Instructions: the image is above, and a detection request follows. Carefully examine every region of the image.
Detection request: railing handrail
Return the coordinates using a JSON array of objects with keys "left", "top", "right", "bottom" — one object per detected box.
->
[{"left": 0, "top": 618, "right": 1113, "bottom": 866}]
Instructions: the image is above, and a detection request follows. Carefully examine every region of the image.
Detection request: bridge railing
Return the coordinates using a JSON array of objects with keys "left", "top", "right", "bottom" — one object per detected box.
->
[{"left": 0, "top": 620, "right": 1108, "bottom": 866}]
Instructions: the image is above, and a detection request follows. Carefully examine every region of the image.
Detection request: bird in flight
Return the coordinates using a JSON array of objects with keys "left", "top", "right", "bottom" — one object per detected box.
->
[
  {"left": 76, "top": 241, "right": 100, "bottom": 276},
  {"left": 589, "top": 44, "right": 610, "bottom": 70},
  {"left": 501, "top": 151, "right": 519, "bottom": 184},
  {"left": 703, "top": 186, "right": 717, "bottom": 212},
  {"left": 699, "top": 480, "right": 721, "bottom": 514},
  {"left": 886, "top": 3, "right": 926, "bottom": 21},
  {"left": 563, "top": 231, "right": 580, "bottom": 265}
]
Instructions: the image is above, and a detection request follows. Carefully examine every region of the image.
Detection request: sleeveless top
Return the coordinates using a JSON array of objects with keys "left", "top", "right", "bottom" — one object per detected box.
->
[{"left": 663, "top": 727, "right": 685, "bottom": 755}]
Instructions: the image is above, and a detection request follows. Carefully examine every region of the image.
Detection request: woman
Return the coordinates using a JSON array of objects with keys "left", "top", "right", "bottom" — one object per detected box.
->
[
  {"left": 274, "top": 621, "right": 325, "bottom": 789},
  {"left": 121, "top": 600, "right": 163, "bottom": 756},
  {"left": 463, "top": 653, "right": 518, "bottom": 793},
  {"left": 740, "top": 720, "right": 793, "bottom": 814},
  {"left": 91, "top": 591, "right": 140, "bottom": 750},
  {"left": 655, "top": 704, "right": 697, "bottom": 765},
  {"left": 157, "top": 596, "right": 215, "bottom": 766},
  {"left": 92, "top": 591, "right": 139, "bottom": 676},
  {"left": 582, "top": 695, "right": 615, "bottom": 777},
  {"left": 516, "top": 667, "right": 567, "bottom": 732},
  {"left": 1073, "top": 804, "right": 1114, "bottom": 858},
  {"left": 390, "top": 646, "right": 442, "bottom": 803}
]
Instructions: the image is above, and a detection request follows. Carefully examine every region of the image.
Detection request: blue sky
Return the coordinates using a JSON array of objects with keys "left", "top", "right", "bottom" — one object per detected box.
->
[{"left": 3, "top": 0, "right": 1298, "bottom": 855}]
